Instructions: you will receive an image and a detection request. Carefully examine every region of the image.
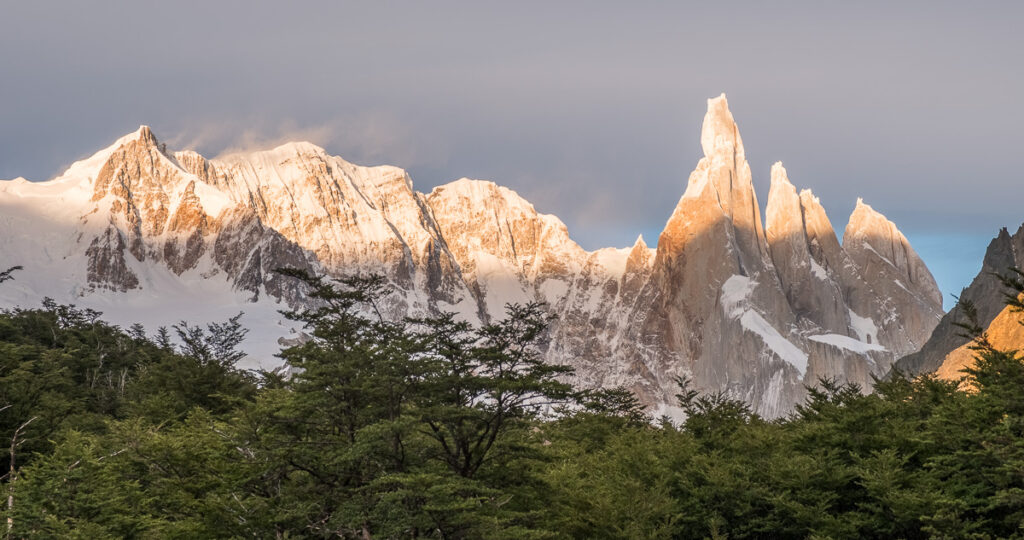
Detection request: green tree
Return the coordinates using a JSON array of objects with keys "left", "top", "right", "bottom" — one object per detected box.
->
[
  {"left": 411, "top": 305, "right": 574, "bottom": 479},
  {"left": 230, "top": 269, "right": 573, "bottom": 537}
]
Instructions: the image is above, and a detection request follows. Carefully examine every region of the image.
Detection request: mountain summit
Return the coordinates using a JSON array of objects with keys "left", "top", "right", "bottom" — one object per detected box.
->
[{"left": 0, "top": 96, "right": 943, "bottom": 417}]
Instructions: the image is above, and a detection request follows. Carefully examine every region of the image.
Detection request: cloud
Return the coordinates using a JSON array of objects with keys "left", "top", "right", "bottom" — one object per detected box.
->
[{"left": 165, "top": 112, "right": 450, "bottom": 172}]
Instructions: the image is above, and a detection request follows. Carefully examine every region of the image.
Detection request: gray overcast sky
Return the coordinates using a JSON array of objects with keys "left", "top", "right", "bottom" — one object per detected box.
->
[{"left": 2, "top": 1, "right": 1022, "bottom": 308}]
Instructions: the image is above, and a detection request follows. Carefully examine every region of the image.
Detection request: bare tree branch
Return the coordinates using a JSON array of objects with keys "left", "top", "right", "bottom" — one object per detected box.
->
[
  {"left": 7, "top": 415, "right": 38, "bottom": 536},
  {"left": 0, "top": 266, "right": 21, "bottom": 285}
]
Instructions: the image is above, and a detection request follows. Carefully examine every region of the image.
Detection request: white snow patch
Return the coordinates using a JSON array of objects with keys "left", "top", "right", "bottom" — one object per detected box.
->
[
  {"left": 190, "top": 181, "right": 234, "bottom": 216},
  {"left": 720, "top": 274, "right": 756, "bottom": 318},
  {"left": 862, "top": 243, "right": 894, "bottom": 267},
  {"left": 0, "top": 256, "right": 299, "bottom": 372},
  {"left": 809, "top": 333, "right": 886, "bottom": 354},
  {"left": 537, "top": 278, "right": 570, "bottom": 305},
  {"left": 810, "top": 259, "right": 828, "bottom": 281},
  {"left": 848, "top": 309, "right": 879, "bottom": 344},
  {"left": 473, "top": 252, "right": 533, "bottom": 317},
  {"left": 590, "top": 247, "right": 630, "bottom": 279},
  {"left": 435, "top": 297, "right": 482, "bottom": 325},
  {"left": 721, "top": 275, "right": 806, "bottom": 375},
  {"left": 739, "top": 310, "right": 808, "bottom": 376},
  {"left": 651, "top": 403, "right": 687, "bottom": 424}
]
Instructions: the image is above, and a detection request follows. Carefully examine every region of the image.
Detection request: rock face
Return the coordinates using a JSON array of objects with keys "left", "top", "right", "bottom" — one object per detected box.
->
[
  {"left": 580, "top": 96, "right": 943, "bottom": 418},
  {"left": 896, "top": 225, "right": 1024, "bottom": 379},
  {"left": 425, "top": 178, "right": 588, "bottom": 320},
  {"left": 0, "top": 95, "right": 944, "bottom": 417},
  {"left": 936, "top": 301, "right": 1024, "bottom": 381}
]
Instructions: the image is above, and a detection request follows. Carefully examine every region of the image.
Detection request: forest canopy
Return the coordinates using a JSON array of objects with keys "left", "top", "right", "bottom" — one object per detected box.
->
[{"left": 2, "top": 265, "right": 1024, "bottom": 539}]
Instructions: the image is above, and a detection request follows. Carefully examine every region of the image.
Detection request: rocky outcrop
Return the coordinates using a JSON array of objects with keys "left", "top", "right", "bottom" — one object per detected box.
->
[
  {"left": 936, "top": 299, "right": 1024, "bottom": 381},
  {"left": 210, "top": 142, "right": 472, "bottom": 319},
  {"left": 843, "top": 200, "right": 944, "bottom": 350},
  {"left": 766, "top": 163, "right": 848, "bottom": 334},
  {"left": 84, "top": 126, "right": 235, "bottom": 281},
  {"left": 0, "top": 95, "right": 945, "bottom": 417},
  {"left": 534, "top": 95, "right": 941, "bottom": 417},
  {"left": 896, "top": 225, "right": 1024, "bottom": 377},
  {"left": 85, "top": 226, "right": 139, "bottom": 292},
  {"left": 426, "top": 179, "right": 587, "bottom": 318},
  {"left": 212, "top": 207, "right": 318, "bottom": 304},
  {"left": 626, "top": 95, "right": 804, "bottom": 416}
]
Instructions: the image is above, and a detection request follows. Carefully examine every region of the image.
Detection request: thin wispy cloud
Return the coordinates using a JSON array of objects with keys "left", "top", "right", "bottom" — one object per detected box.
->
[{"left": 165, "top": 113, "right": 450, "bottom": 172}]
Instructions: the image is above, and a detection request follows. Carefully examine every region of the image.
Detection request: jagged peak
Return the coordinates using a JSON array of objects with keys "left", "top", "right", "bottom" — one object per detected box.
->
[
  {"left": 843, "top": 197, "right": 943, "bottom": 307},
  {"left": 105, "top": 125, "right": 161, "bottom": 150},
  {"left": 843, "top": 198, "right": 906, "bottom": 251},
  {"left": 981, "top": 227, "right": 1014, "bottom": 265},
  {"left": 136, "top": 125, "right": 156, "bottom": 143},
  {"left": 995, "top": 226, "right": 1014, "bottom": 248},
  {"left": 700, "top": 93, "right": 744, "bottom": 159},
  {"left": 768, "top": 164, "right": 822, "bottom": 208},
  {"left": 770, "top": 162, "right": 792, "bottom": 188},
  {"left": 849, "top": 198, "right": 888, "bottom": 225},
  {"left": 798, "top": 189, "right": 841, "bottom": 247},
  {"left": 681, "top": 94, "right": 751, "bottom": 202},
  {"left": 108, "top": 125, "right": 173, "bottom": 162},
  {"left": 625, "top": 233, "right": 654, "bottom": 271},
  {"left": 798, "top": 188, "right": 820, "bottom": 205},
  {"left": 35, "top": 125, "right": 171, "bottom": 188},
  {"left": 770, "top": 161, "right": 798, "bottom": 229}
]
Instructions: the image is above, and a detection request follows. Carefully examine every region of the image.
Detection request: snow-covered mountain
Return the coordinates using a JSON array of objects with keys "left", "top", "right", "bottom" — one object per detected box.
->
[{"left": 0, "top": 95, "right": 943, "bottom": 417}]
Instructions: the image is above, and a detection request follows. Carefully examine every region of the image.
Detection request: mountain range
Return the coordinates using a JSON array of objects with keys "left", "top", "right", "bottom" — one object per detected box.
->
[{"left": 0, "top": 95, "right": 946, "bottom": 418}]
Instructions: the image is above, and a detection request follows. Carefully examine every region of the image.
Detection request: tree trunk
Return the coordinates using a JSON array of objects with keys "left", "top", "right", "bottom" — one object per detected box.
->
[{"left": 7, "top": 416, "right": 37, "bottom": 539}]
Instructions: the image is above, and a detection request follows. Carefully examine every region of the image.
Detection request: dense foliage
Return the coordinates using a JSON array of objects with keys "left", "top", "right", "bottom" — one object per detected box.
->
[{"left": 3, "top": 264, "right": 1024, "bottom": 538}]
